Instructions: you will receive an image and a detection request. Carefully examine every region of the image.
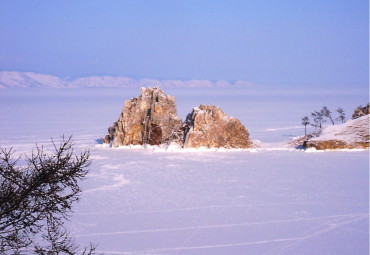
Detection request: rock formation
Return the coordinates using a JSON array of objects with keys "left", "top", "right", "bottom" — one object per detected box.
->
[
  {"left": 181, "top": 105, "right": 252, "bottom": 148},
  {"left": 303, "top": 114, "right": 369, "bottom": 150},
  {"left": 103, "top": 87, "right": 182, "bottom": 147},
  {"left": 103, "top": 87, "right": 253, "bottom": 149},
  {"left": 352, "top": 103, "right": 369, "bottom": 119}
]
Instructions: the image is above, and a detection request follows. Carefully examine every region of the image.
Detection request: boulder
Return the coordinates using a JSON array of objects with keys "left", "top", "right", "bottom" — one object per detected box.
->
[
  {"left": 103, "top": 87, "right": 182, "bottom": 147},
  {"left": 181, "top": 105, "right": 252, "bottom": 148},
  {"left": 304, "top": 115, "right": 369, "bottom": 150}
]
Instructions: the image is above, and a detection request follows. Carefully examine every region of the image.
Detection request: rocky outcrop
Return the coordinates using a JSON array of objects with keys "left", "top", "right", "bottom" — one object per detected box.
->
[
  {"left": 103, "top": 87, "right": 253, "bottom": 149},
  {"left": 287, "top": 131, "right": 320, "bottom": 148},
  {"left": 181, "top": 105, "right": 252, "bottom": 148},
  {"left": 304, "top": 115, "right": 369, "bottom": 150},
  {"left": 103, "top": 87, "right": 182, "bottom": 147},
  {"left": 352, "top": 103, "right": 369, "bottom": 119}
]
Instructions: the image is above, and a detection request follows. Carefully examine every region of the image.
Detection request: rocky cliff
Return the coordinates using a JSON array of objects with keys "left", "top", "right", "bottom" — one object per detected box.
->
[
  {"left": 181, "top": 105, "right": 251, "bottom": 148},
  {"left": 103, "top": 87, "right": 182, "bottom": 147},
  {"left": 103, "top": 87, "right": 252, "bottom": 149}
]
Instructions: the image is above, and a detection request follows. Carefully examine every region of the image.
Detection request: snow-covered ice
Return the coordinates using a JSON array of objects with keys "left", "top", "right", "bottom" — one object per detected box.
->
[{"left": 0, "top": 87, "right": 368, "bottom": 254}]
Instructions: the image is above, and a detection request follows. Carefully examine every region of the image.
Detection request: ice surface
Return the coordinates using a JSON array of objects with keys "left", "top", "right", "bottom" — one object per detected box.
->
[{"left": 0, "top": 87, "right": 368, "bottom": 254}]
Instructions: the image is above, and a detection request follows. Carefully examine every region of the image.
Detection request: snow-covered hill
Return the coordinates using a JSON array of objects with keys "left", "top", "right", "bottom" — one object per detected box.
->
[
  {"left": 0, "top": 71, "right": 68, "bottom": 88},
  {"left": 305, "top": 115, "right": 369, "bottom": 150},
  {"left": 0, "top": 71, "right": 254, "bottom": 88}
]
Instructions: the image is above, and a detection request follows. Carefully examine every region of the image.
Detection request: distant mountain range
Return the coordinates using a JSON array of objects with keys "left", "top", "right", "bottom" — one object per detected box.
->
[{"left": 0, "top": 71, "right": 254, "bottom": 88}]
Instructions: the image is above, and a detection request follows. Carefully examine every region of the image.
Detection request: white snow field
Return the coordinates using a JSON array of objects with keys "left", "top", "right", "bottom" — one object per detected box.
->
[{"left": 0, "top": 87, "right": 368, "bottom": 254}]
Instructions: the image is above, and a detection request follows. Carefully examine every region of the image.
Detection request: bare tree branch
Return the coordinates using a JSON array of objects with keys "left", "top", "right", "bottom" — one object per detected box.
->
[{"left": 0, "top": 136, "right": 101, "bottom": 255}]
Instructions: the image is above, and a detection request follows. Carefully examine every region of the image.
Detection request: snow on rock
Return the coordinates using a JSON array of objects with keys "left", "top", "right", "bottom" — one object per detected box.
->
[
  {"left": 103, "top": 88, "right": 253, "bottom": 149},
  {"left": 181, "top": 105, "right": 252, "bottom": 149},
  {"left": 304, "top": 115, "right": 369, "bottom": 150},
  {"left": 352, "top": 103, "right": 369, "bottom": 119}
]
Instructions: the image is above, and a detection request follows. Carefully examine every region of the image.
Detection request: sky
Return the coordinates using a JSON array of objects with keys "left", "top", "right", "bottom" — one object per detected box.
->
[{"left": 0, "top": 0, "right": 368, "bottom": 89}]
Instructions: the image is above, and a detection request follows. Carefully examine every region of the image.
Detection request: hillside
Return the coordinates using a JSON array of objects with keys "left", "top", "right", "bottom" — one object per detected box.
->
[
  {"left": 0, "top": 71, "right": 67, "bottom": 88},
  {"left": 304, "top": 115, "right": 369, "bottom": 150}
]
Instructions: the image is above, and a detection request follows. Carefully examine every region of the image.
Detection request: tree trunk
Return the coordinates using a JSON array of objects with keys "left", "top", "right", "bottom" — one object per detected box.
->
[{"left": 329, "top": 117, "right": 334, "bottom": 125}]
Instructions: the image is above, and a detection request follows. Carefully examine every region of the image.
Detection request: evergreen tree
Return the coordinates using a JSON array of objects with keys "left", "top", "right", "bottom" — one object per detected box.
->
[
  {"left": 321, "top": 106, "right": 334, "bottom": 125},
  {"left": 311, "top": 110, "right": 325, "bottom": 129},
  {"left": 336, "top": 108, "right": 346, "bottom": 123},
  {"left": 301, "top": 116, "right": 310, "bottom": 136}
]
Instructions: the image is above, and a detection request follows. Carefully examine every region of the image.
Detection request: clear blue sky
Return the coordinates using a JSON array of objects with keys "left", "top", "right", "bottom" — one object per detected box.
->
[{"left": 0, "top": 0, "right": 368, "bottom": 89}]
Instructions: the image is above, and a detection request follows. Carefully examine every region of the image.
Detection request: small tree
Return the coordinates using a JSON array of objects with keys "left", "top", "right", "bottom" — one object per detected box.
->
[
  {"left": 0, "top": 136, "right": 99, "bottom": 255},
  {"left": 321, "top": 106, "right": 334, "bottom": 125},
  {"left": 311, "top": 110, "right": 325, "bottom": 129},
  {"left": 301, "top": 116, "right": 310, "bottom": 136},
  {"left": 336, "top": 108, "right": 346, "bottom": 123}
]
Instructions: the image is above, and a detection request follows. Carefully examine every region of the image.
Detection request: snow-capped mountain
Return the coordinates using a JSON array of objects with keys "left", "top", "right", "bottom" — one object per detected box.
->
[
  {"left": 0, "top": 71, "right": 254, "bottom": 88},
  {"left": 0, "top": 71, "right": 68, "bottom": 88}
]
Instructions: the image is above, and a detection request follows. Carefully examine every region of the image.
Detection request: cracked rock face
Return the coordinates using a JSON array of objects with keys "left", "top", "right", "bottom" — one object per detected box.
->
[
  {"left": 103, "top": 87, "right": 182, "bottom": 147},
  {"left": 182, "top": 105, "right": 252, "bottom": 148}
]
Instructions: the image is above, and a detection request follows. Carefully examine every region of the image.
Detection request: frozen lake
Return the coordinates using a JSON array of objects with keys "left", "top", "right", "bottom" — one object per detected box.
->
[{"left": 0, "top": 87, "right": 368, "bottom": 254}]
